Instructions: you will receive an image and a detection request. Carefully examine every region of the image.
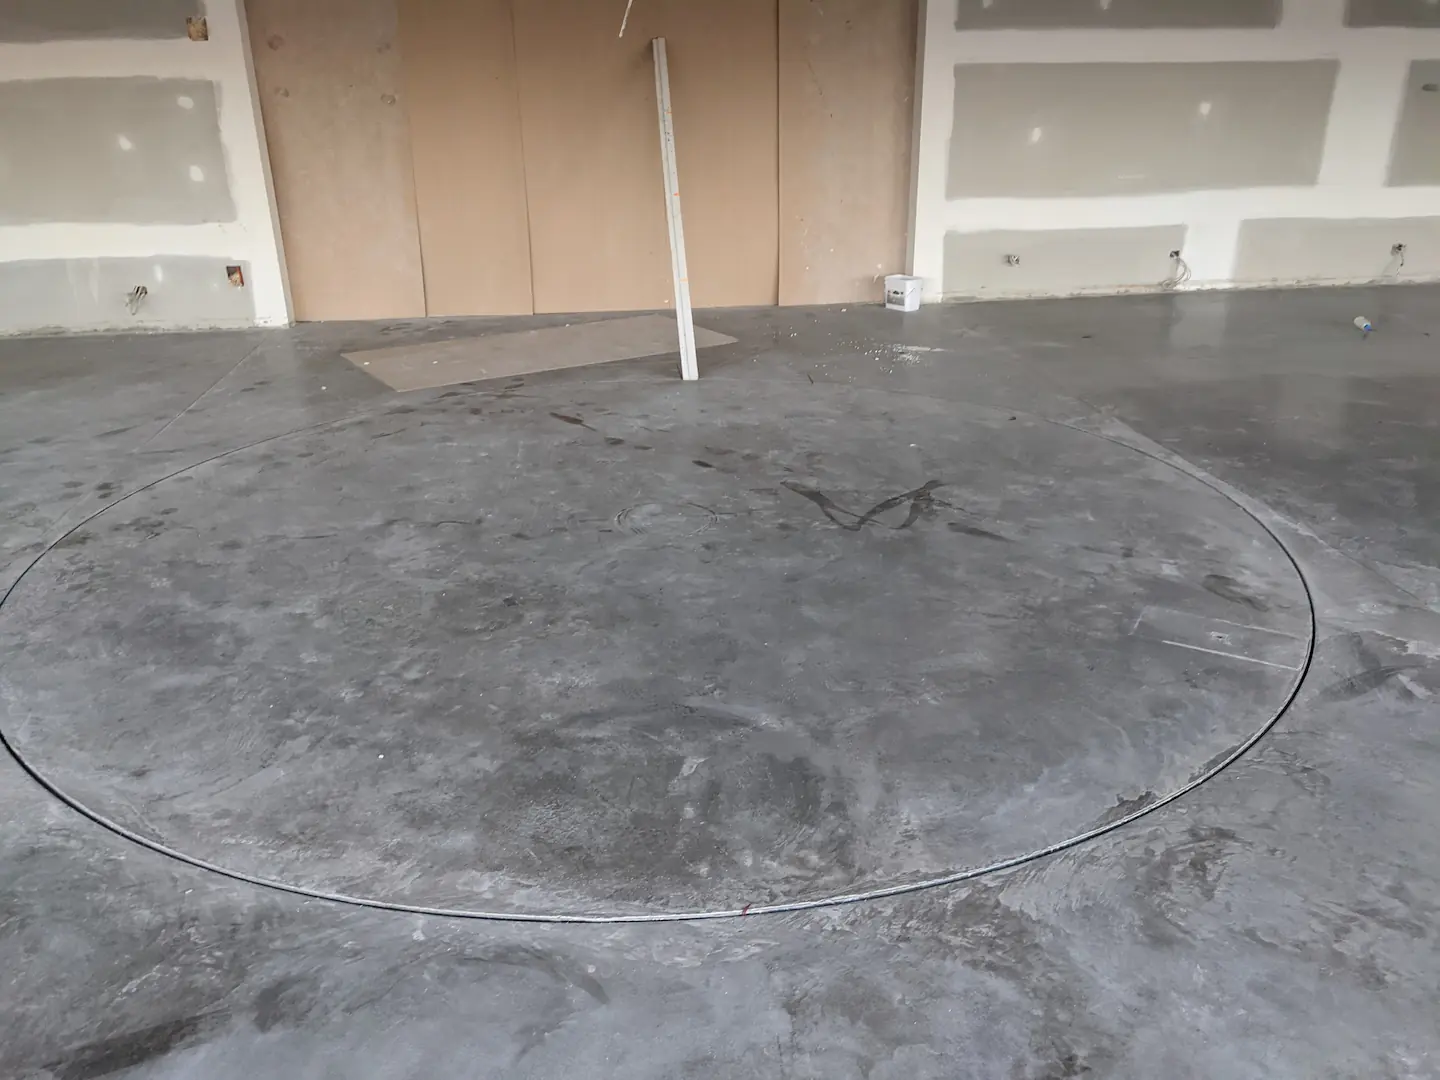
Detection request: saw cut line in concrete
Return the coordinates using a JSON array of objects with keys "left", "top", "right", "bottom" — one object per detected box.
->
[{"left": 0, "top": 383, "right": 1317, "bottom": 924}]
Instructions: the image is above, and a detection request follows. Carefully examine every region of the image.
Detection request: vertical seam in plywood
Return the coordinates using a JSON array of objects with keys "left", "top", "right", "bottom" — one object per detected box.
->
[
  {"left": 508, "top": 0, "right": 538, "bottom": 316},
  {"left": 773, "top": 0, "right": 782, "bottom": 304},
  {"left": 396, "top": 2, "right": 430, "bottom": 317},
  {"left": 396, "top": 0, "right": 430, "bottom": 320}
]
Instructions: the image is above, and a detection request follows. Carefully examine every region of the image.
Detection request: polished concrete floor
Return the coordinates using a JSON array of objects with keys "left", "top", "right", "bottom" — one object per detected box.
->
[{"left": 1, "top": 286, "right": 1436, "bottom": 1077}]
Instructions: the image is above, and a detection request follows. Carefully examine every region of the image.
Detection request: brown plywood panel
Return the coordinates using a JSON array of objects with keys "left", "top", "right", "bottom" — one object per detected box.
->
[
  {"left": 779, "top": 0, "right": 918, "bottom": 305},
  {"left": 513, "top": 0, "right": 778, "bottom": 314},
  {"left": 948, "top": 61, "right": 1336, "bottom": 199},
  {"left": 398, "top": 0, "right": 533, "bottom": 316},
  {"left": 247, "top": 0, "right": 425, "bottom": 321}
]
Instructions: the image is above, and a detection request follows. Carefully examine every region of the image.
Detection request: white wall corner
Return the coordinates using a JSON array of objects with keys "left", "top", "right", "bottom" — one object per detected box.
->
[
  {"left": 208, "top": 0, "right": 291, "bottom": 326},
  {"left": 909, "top": 0, "right": 954, "bottom": 299}
]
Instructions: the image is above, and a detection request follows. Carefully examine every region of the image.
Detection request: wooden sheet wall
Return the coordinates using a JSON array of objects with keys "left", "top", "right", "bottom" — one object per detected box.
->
[
  {"left": 250, "top": 0, "right": 917, "bottom": 319},
  {"left": 248, "top": 0, "right": 426, "bottom": 321},
  {"left": 778, "top": 0, "right": 919, "bottom": 305},
  {"left": 397, "top": 0, "right": 533, "bottom": 317},
  {"left": 511, "top": 0, "right": 779, "bottom": 313}
]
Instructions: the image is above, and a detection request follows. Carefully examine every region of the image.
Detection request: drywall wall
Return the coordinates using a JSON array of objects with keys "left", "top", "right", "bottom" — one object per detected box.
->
[
  {"left": 0, "top": 78, "right": 235, "bottom": 224},
  {"left": 0, "top": 0, "right": 198, "bottom": 41},
  {"left": 247, "top": 0, "right": 425, "bottom": 321},
  {"left": 0, "top": 0, "right": 289, "bottom": 334},
  {"left": 911, "top": 0, "right": 1440, "bottom": 300},
  {"left": 779, "top": 0, "right": 918, "bottom": 305},
  {"left": 398, "top": 0, "right": 533, "bottom": 318}
]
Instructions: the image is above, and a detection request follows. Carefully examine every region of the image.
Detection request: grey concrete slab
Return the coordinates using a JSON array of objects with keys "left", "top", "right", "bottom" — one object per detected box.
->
[
  {"left": 1, "top": 286, "right": 1438, "bottom": 1077},
  {"left": 0, "top": 378, "right": 1307, "bottom": 917},
  {"left": 955, "top": 0, "right": 1279, "bottom": 30},
  {"left": 0, "top": 78, "right": 234, "bottom": 225},
  {"left": 0, "top": 0, "right": 196, "bottom": 40},
  {"left": 948, "top": 61, "right": 1336, "bottom": 198}
]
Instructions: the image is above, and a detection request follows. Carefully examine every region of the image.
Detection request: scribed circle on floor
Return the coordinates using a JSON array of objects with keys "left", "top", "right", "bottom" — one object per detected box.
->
[{"left": 0, "top": 379, "right": 1313, "bottom": 921}]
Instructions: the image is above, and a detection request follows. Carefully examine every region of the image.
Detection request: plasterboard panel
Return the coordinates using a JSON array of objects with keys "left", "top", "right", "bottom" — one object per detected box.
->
[
  {"left": 954, "top": 0, "right": 1279, "bottom": 29},
  {"left": 247, "top": 0, "right": 425, "bottom": 321},
  {"left": 0, "top": 78, "right": 233, "bottom": 225},
  {"left": 0, "top": 0, "right": 196, "bottom": 41},
  {"left": 0, "top": 257, "right": 253, "bottom": 335},
  {"left": 1233, "top": 218, "right": 1440, "bottom": 283},
  {"left": 1388, "top": 61, "right": 1440, "bottom": 187},
  {"left": 948, "top": 61, "right": 1336, "bottom": 199},
  {"left": 779, "top": 0, "right": 918, "bottom": 305},
  {"left": 512, "top": 0, "right": 778, "bottom": 313},
  {"left": 1347, "top": 0, "right": 1440, "bottom": 27},
  {"left": 943, "top": 226, "right": 1185, "bottom": 298},
  {"left": 398, "top": 0, "right": 533, "bottom": 317}
]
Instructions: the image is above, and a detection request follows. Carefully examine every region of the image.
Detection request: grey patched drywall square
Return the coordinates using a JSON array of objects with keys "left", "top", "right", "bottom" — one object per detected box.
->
[
  {"left": 948, "top": 61, "right": 1336, "bottom": 199},
  {"left": 1389, "top": 60, "right": 1440, "bottom": 186},
  {"left": 956, "top": 0, "right": 1279, "bottom": 30},
  {"left": 0, "top": 78, "right": 235, "bottom": 225},
  {"left": 1234, "top": 219, "right": 1440, "bottom": 282},
  {"left": 943, "top": 226, "right": 1186, "bottom": 298},
  {"left": 0, "top": 0, "right": 198, "bottom": 41},
  {"left": 0, "top": 258, "right": 255, "bottom": 335},
  {"left": 1347, "top": 0, "right": 1440, "bottom": 27}
]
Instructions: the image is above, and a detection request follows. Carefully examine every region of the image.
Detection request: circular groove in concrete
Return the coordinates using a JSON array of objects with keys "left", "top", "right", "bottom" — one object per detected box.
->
[{"left": 0, "top": 383, "right": 1316, "bottom": 923}]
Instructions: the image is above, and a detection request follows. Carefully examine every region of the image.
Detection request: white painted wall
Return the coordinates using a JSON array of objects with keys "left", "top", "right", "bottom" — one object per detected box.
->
[
  {"left": 0, "top": 0, "right": 291, "bottom": 329},
  {"left": 909, "top": 0, "right": 1440, "bottom": 301}
]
